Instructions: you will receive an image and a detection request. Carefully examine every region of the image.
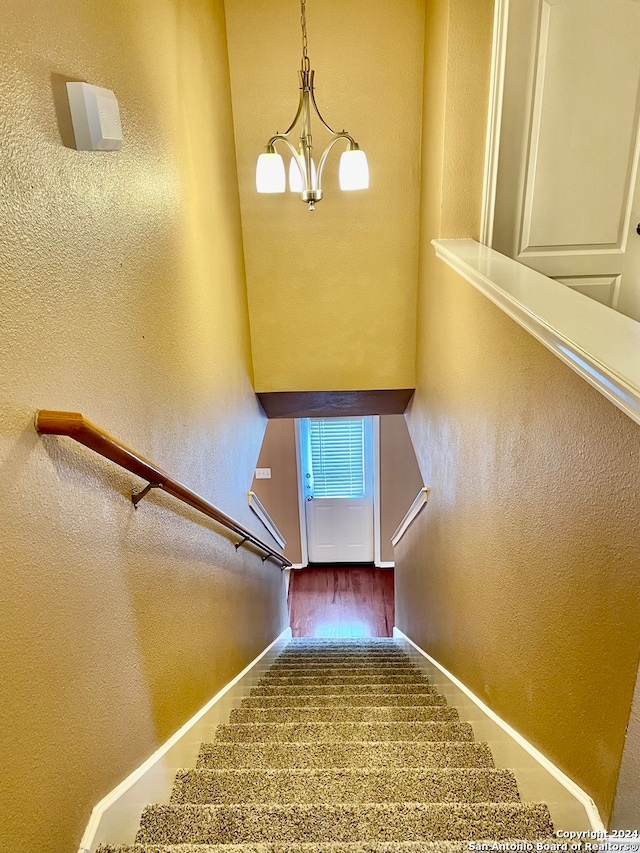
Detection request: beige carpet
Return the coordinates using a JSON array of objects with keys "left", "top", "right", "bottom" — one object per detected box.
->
[{"left": 98, "top": 638, "right": 554, "bottom": 852}]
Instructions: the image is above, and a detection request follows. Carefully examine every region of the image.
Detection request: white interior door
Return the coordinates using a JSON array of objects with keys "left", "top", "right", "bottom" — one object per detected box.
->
[
  {"left": 490, "top": 0, "right": 640, "bottom": 319},
  {"left": 299, "top": 416, "right": 374, "bottom": 564}
]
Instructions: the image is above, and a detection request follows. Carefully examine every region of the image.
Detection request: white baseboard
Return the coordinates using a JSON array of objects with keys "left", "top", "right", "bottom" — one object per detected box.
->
[
  {"left": 78, "top": 626, "right": 292, "bottom": 853},
  {"left": 393, "top": 627, "right": 604, "bottom": 834}
]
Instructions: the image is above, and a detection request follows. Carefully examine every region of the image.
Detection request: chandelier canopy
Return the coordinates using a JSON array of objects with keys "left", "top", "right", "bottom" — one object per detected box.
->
[{"left": 256, "top": 0, "right": 369, "bottom": 211}]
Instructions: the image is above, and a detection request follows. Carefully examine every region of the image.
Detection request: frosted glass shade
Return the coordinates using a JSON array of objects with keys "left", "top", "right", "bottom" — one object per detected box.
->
[
  {"left": 339, "top": 149, "right": 369, "bottom": 191},
  {"left": 289, "top": 156, "right": 317, "bottom": 192},
  {"left": 256, "top": 152, "right": 286, "bottom": 193}
]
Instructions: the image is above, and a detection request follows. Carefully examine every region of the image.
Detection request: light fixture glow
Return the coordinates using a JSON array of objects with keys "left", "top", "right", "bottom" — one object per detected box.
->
[
  {"left": 256, "top": 0, "right": 368, "bottom": 210},
  {"left": 289, "top": 156, "right": 317, "bottom": 193},
  {"left": 256, "top": 151, "right": 286, "bottom": 193},
  {"left": 339, "top": 148, "right": 370, "bottom": 191}
]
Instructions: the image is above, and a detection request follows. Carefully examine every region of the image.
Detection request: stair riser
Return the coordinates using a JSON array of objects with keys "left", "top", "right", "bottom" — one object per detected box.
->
[
  {"left": 230, "top": 706, "right": 458, "bottom": 723},
  {"left": 172, "top": 768, "right": 520, "bottom": 805},
  {"left": 136, "top": 803, "right": 554, "bottom": 844},
  {"left": 215, "top": 722, "right": 474, "bottom": 743},
  {"left": 197, "top": 741, "right": 495, "bottom": 770}
]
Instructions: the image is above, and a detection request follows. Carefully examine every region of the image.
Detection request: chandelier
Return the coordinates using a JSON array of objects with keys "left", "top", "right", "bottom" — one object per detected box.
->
[{"left": 255, "top": 0, "right": 369, "bottom": 211}]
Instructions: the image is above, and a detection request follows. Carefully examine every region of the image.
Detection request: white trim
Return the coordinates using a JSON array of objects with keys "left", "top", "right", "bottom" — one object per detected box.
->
[
  {"left": 290, "top": 562, "right": 306, "bottom": 570},
  {"left": 390, "top": 487, "right": 430, "bottom": 547},
  {"left": 377, "top": 561, "right": 395, "bottom": 568},
  {"left": 247, "top": 490, "right": 286, "bottom": 549},
  {"left": 373, "top": 415, "right": 382, "bottom": 567},
  {"left": 78, "top": 626, "right": 292, "bottom": 852},
  {"left": 432, "top": 239, "right": 640, "bottom": 429},
  {"left": 283, "top": 565, "right": 292, "bottom": 595},
  {"left": 294, "top": 419, "right": 309, "bottom": 568},
  {"left": 393, "top": 627, "right": 605, "bottom": 833},
  {"left": 480, "top": 0, "right": 509, "bottom": 246}
]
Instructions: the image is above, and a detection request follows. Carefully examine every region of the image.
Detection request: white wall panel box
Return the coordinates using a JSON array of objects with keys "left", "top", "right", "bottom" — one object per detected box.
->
[{"left": 66, "top": 82, "right": 123, "bottom": 151}]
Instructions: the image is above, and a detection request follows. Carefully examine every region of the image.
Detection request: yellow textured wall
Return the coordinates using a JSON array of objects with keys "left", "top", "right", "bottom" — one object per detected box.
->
[
  {"left": 224, "top": 0, "right": 424, "bottom": 392},
  {"left": 0, "top": 2, "right": 287, "bottom": 851},
  {"left": 400, "top": 0, "right": 640, "bottom": 826}
]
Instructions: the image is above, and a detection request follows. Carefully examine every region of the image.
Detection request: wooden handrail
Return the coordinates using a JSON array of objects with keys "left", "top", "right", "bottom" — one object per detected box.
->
[{"left": 35, "top": 410, "right": 292, "bottom": 569}]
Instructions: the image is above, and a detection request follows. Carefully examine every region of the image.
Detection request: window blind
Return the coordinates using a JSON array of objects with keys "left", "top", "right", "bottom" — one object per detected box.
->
[{"left": 309, "top": 418, "right": 365, "bottom": 498}]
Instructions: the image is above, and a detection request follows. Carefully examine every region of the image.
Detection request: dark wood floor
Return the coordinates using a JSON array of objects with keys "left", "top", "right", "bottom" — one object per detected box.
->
[{"left": 288, "top": 565, "right": 395, "bottom": 638}]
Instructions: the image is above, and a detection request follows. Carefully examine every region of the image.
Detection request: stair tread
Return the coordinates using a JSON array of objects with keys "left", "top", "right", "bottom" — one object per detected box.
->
[
  {"left": 271, "top": 656, "right": 414, "bottom": 663},
  {"left": 214, "top": 722, "right": 474, "bottom": 743},
  {"left": 275, "top": 659, "right": 411, "bottom": 663},
  {"left": 265, "top": 667, "right": 419, "bottom": 676},
  {"left": 98, "top": 639, "right": 555, "bottom": 850},
  {"left": 100, "top": 843, "right": 555, "bottom": 853},
  {"left": 249, "top": 684, "right": 438, "bottom": 696},
  {"left": 259, "top": 675, "right": 429, "bottom": 684},
  {"left": 171, "top": 767, "right": 520, "bottom": 805},
  {"left": 239, "top": 694, "right": 446, "bottom": 708},
  {"left": 230, "top": 706, "right": 457, "bottom": 723},
  {"left": 197, "top": 740, "right": 495, "bottom": 769},
  {"left": 270, "top": 658, "right": 415, "bottom": 665},
  {"left": 136, "top": 802, "right": 554, "bottom": 845}
]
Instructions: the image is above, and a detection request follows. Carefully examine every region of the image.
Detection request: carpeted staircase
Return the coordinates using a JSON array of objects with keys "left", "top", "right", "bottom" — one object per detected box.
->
[{"left": 98, "top": 637, "right": 554, "bottom": 852}]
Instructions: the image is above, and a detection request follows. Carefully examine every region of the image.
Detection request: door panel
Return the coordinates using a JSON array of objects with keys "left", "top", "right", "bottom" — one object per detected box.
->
[
  {"left": 306, "top": 499, "right": 374, "bottom": 563},
  {"left": 554, "top": 275, "right": 621, "bottom": 309},
  {"left": 300, "top": 416, "right": 375, "bottom": 564},
  {"left": 492, "top": 0, "right": 640, "bottom": 319}
]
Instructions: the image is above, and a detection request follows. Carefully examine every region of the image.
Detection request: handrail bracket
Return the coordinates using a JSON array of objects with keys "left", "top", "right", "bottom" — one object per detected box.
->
[{"left": 132, "top": 482, "right": 162, "bottom": 508}]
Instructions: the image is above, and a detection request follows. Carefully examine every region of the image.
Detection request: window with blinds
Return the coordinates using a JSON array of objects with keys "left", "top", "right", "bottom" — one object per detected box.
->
[{"left": 309, "top": 417, "right": 366, "bottom": 498}]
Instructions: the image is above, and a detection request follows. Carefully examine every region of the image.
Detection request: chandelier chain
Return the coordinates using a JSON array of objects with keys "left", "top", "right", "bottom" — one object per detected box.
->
[{"left": 300, "top": 0, "right": 310, "bottom": 71}]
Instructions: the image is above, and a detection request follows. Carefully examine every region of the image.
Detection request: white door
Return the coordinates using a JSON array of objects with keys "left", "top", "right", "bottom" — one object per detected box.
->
[
  {"left": 299, "top": 416, "right": 374, "bottom": 564},
  {"left": 490, "top": 0, "right": 640, "bottom": 319}
]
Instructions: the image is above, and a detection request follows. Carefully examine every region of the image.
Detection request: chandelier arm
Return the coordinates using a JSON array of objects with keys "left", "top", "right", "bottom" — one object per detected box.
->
[
  {"left": 311, "top": 86, "right": 339, "bottom": 135},
  {"left": 284, "top": 85, "right": 305, "bottom": 136},
  {"left": 316, "top": 133, "right": 355, "bottom": 192},
  {"left": 268, "top": 134, "right": 302, "bottom": 159}
]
